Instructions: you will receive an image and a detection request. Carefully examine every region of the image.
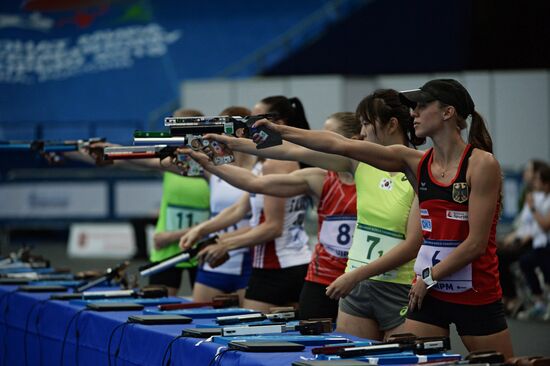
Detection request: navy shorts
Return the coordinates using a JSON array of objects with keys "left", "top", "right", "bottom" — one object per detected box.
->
[{"left": 195, "top": 267, "right": 251, "bottom": 293}]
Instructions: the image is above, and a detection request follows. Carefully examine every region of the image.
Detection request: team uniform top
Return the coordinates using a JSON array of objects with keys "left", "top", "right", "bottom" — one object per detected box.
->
[
  {"left": 204, "top": 174, "right": 252, "bottom": 276},
  {"left": 346, "top": 163, "right": 416, "bottom": 285},
  {"left": 306, "top": 171, "right": 357, "bottom": 286},
  {"left": 414, "top": 144, "right": 502, "bottom": 305},
  {"left": 248, "top": 163, "right": 312, "bottom": 269},
  {"left": 151, "top": 172, "right": 210, "bottom": 267}
]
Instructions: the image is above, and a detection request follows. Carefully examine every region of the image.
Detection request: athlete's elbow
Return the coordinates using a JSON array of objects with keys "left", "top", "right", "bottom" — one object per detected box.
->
[
  {"left": 469, "top": 240, "right": 488, "bottom": 258},
  {"left": 267, "top": 224, "right": 283, "bottom": 239},
  {"left": 249, "top": 182, "right": 267, "bottom": 194}
]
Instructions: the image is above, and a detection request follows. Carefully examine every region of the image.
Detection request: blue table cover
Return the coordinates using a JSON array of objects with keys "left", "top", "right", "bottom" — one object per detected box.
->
[{"left": 0, "top": 284, "right": 462, "bottom": 366}]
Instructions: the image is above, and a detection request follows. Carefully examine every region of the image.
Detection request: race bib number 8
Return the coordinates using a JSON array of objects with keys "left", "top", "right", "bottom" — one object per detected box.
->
[
  {"left": 319, "top": 216, "right": 356, "bottom": 258},
  {"left": 166, "top": 205, "right": 210, "bottom": 231}
]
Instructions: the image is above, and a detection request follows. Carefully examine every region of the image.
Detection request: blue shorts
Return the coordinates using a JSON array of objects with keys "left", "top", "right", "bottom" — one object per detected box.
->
[{"left": 195, "top": 251, "right": 252, "bottom": 293}]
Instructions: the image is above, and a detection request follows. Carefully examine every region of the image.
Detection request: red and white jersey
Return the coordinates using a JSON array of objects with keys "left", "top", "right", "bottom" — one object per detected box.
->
[
  {"left": 306, "top": 171, "right": 357, "bottom": 286},
  {"left": 415, "top": 145, "right": 502, "bottom": 305},
  {"left": 248, "top": 163, "right": 312, "bottom": 269}
]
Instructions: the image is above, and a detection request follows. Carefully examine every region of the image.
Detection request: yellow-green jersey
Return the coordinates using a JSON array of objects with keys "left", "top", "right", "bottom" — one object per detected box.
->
[
  {"left": 150, "top": 172, "right": 210, "bottom": 268},
  {"left": 346, "top": 163, "right": 415, "bottom": 285}
]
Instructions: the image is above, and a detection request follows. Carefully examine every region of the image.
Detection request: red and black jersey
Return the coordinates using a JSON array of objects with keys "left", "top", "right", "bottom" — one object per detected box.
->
[{"left": 415, "top": 144, "right": 501, "bottom": 305}]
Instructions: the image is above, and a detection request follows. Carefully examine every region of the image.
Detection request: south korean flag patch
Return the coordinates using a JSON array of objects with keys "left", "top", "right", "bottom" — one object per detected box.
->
[{"left": 379, "top": 178, "right": 393, "bottom": 191}]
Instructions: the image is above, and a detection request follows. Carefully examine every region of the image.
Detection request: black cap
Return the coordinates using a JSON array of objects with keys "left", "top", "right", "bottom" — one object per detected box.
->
[{"left": 399, "top": 79, "right": 475, "bottom": 118}]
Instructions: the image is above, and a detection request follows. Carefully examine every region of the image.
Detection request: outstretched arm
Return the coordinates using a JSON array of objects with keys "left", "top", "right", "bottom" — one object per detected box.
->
[
  {"left": 183, "top": 148, "right": 325, "bottom": 198},
  {"left": 252, "top": 120, "right": 423, "bottom": 174},
  {"left": 69, "top": 141, "right": 185, "bottom": 175},
  {"left": 326, "top": 196, "right": 422, "bottom": 299},
  {"left": 204, "top": 134, "right": 355, "bottom": 173}
]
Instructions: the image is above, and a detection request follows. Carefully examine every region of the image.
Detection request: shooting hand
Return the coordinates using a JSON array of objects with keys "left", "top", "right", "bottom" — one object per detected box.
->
[
  {"left": 325, "top": 271, "right": 360, "bottom": 300},
  {"left": 179, "top": 226, "right": 201, "bottom": 251},
  {"left": 408, "top": 276, "right": 428, "bottom": 312},
  {"left": 251, "top": 119, "right": 281, "bottom": 133},
  {"left": 197, "top": 241, "right": 229, "bottom": 268},
  {"left": 178, "top": 147, "right": 212, "bottom": 167}
]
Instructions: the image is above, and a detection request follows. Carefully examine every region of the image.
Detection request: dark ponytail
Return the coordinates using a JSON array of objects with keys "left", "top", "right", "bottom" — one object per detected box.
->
[
  {"left": 467, "top": 111, "right": 493, "bottom": 153},
  {"left": 260, "top": 96, "right": 311, "bottom": 130}
]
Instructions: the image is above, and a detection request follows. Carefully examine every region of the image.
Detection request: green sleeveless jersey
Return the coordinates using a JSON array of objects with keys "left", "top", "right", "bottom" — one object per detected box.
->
[
  {"left": 151, "top": 172, "right": 210, "bottom": 267},
  {"left": 346, "top": 163, "right": 415, "bottom": 284}
]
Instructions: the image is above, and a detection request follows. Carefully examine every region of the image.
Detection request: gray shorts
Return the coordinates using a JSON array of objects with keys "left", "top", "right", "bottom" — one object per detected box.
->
[{"left": 339, "top": 279, "right": 410, "bottom": 331}]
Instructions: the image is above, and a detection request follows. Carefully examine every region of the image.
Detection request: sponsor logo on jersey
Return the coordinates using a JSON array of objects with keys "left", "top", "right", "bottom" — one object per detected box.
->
[
  {"left": 452, "top": 182, "right": 469, "bottom": 203},
  {"left": 420, "top": 209, "right": 429, "bottom": 216},
  {"left": 419, "top": 181, "right": 428, "bottom": 191},
  {"left": 446, "top": 210, "right": 468, "bottom": 221},
  {"left": 379, "top": 178, "right": 393, "bottom": 191},
  {"left": 421, "top": 218, "right": 432, "bottom": 232}
]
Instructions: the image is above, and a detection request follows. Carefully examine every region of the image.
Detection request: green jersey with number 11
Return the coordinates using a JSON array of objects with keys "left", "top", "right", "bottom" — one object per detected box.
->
[{"left": 150, "top": 172, "right": 210, "bottom": 267}]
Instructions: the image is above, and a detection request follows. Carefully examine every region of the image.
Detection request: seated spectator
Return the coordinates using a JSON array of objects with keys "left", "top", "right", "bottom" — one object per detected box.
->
[
  {"left": 498, "top": 160, "right": 547, "bottom": 315},
  {"left": 517, "top": 164, "right": 550, "bottom": 319}
]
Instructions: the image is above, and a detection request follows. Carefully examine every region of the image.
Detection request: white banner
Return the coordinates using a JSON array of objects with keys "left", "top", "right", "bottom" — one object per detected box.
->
[
  {"left": 0, "top": 182, "right": 108, "bottom": 218},
  {"left": 0, "top": 23, "right": 181, "bottom": 83},
  {"left": 68, "top": 223, "right": 136, "bottom": 259}
]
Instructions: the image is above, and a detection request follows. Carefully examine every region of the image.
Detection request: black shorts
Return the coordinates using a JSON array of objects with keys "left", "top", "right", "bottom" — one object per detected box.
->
[
  {"left": 407, "top": 295, "right": 508, "bottom": 336},
  {"left": 148, "top": 266, "right": 197, "bottom": 290},
  {"left": 245, "top": 264, "right": 308, "bottom": 306},
  {"left": 298, "top": 280, "right": 339, "bottom": 321}
]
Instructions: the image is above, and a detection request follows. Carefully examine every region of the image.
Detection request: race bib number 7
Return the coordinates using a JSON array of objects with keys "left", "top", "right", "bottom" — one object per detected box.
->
[{"left": 346, "top": 223, "right": 404, "bottom": 280}]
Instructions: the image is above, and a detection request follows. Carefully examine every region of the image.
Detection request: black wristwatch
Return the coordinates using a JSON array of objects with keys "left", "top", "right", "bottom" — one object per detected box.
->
[{"left": 421, "top": 267, "right": 438, "bottom": 289}]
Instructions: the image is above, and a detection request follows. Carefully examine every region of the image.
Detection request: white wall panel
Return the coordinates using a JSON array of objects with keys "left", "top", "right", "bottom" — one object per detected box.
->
[
  {"left": 463, "top": 72, "right": 494, "bottom": 136},
  {"left": 234, "top": 79, "right": 287, "bottom": 112},
  {"left": 181, "top": 80, "right": 233, "bottom": 115},
  {"left": 288, "top": 76, "right": 343, "bottom": 130},
  {"left": 493, "top": 70, "right": 550, "bottom": 169},
  {"left": 343, "top": 78, "right": 375, "bottom": 113},
  {"left": 375, "top": 74, "right": 429, "bottom": 92}
]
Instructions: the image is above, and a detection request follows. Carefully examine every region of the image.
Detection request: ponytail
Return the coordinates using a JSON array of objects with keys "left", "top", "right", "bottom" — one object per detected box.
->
[
  {"left": 287, "top": 97, "right": 310, "bottom": 130},
  {"left": 261, "top": 95, "right": 310, "bottom": 131},
  {"left": 468, "top": 111, "right": 493, "bottom": 153}
]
